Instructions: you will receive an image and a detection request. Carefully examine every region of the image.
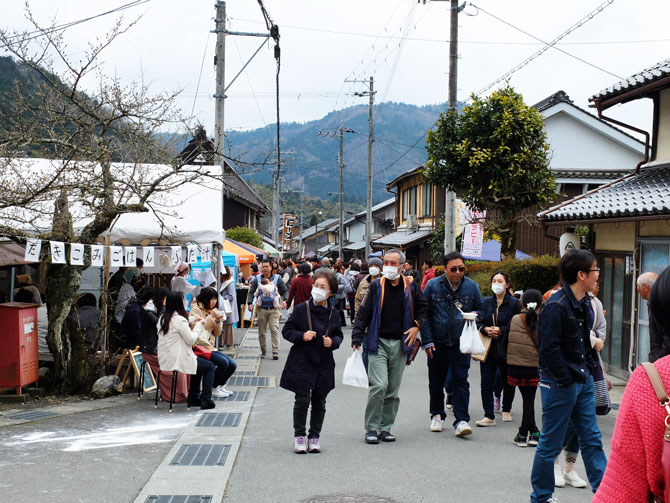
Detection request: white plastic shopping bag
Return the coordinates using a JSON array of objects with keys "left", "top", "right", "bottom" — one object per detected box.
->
[
  {"left": 342, "top": 349, "right": 369, "bottom": 388},
  {"left": 459, "top": 316, "right": 485, "bottom": 355}
]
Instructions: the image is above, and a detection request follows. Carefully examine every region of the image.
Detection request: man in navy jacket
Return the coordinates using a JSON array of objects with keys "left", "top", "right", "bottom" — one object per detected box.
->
[
  {"left": 530, "top": 250, "right": 606, "bottom": 503},
  {"left": 421, "top": 251, "right": 483, "bottom": 437},
  {"left": 352, "top": 248, "right": 428, "bottom": 444}
]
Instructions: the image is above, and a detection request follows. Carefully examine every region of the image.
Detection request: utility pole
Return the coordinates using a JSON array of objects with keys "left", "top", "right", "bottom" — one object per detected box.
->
[
  {"left": 347, "top": 77, "right": 376, "bottom": 258},
  {"left": 338, "top": 124, "right": 345, "bottom": 260},
  {"left": 273, "top": 160, "right": 281, "bottom": 256},
  {"left": 367, "top": 76, "right": 374, "bottom": 259},
  {"left": 214, "top": 1, "right": 226, "bottom": 231},
  {"left": 437, "top": 0, "right": 465, "bottom": 254}
]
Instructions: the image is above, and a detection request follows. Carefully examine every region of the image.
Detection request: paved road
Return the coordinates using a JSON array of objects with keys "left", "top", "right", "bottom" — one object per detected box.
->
[
  {"left": 0, "top": 324, "right": 617, "bottom": 503},
  {"left": 224, "top": 325, "right": 616, "bottom": 503}
]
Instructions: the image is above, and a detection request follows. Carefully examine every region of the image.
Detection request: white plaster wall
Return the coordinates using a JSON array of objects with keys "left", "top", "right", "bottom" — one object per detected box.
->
[{"left": 544, "top": 111, "right": 643, "bottom": 171}]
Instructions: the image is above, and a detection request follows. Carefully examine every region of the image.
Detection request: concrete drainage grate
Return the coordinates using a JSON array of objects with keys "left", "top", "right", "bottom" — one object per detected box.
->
[
  {"left": 302, "top": 496, "right": 398, "bottom": 503},
  {"left": 213, "top": 391, "right": 249, "bottom": 402},
  {"left": 226, "top": 376, "right": 271, "bottom": 387},
  {"left": 236, "top": 355, "right": 259, "bottom": 360},
  {"left": 169, "top": 444, "right": 231, "bottom": 466},
  {"left": 195, "top": 413, "right": 241, "bottom": 428},
  {"left": 233, "top": 370, "right": 256, "bottom": 376},
  {"left": 5, "top": 410, "right": 60, "bottom": 421},
  {"left": 145, "top": 497, "right": 213, "bottom": 503}
]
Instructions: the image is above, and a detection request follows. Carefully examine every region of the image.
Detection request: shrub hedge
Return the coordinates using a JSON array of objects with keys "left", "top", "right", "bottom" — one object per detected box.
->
[{"left": 434, "top": 255, "right": 559, "bottom": 298}]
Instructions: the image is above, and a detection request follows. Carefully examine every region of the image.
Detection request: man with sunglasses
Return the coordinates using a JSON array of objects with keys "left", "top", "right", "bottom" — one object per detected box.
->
[
  {"left": 352, "top": 248, "right": 428, "bottom": 444},
  {"left": 421, "top": 251, "right": 484, "bottom": 437},
  {"left": 530, "top": 249, "right": 606, "bottom": 503}
]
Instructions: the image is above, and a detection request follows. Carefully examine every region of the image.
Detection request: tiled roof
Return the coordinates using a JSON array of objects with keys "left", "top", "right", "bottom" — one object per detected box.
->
[
  {"left": 224, "top": 160, "right": 270, "bottom": 213},
  {"left": 552, "top": 167, "right": 633, "bottom": 180},
  {"left": 590, "top": 58, "right": 670, "bottom": 105},
  {"left": 539, "top": 164, "right": 670, "bottom": 222}
]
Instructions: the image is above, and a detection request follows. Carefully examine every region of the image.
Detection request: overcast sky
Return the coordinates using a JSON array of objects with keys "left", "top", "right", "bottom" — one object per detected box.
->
[{"left": 2, "top": 0, "right": 669, "bottom": 142}]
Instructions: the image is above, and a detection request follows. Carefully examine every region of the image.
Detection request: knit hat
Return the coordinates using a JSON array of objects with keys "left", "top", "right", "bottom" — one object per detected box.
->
[{"left": 368, "top": 257, "right": 383, "bottom": 268}]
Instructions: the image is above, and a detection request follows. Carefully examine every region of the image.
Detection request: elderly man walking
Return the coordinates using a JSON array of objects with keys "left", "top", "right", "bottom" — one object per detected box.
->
[
  {"left": 638, "top": 271, "right": 666, "bottom": 362},
  {"left": 352, "top": 248, "right": 428, "bottom": 444}
]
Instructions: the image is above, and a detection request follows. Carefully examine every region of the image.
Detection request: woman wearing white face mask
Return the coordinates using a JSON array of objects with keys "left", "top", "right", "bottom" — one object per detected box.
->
[
  {"left": 475, "top": 271, "right": 522, "bottom": 427},
  {"left": 280, "top": 271, "right": 344, "bottom": 454},
  {"left": 355, "top": 257, "right": 383, "bottom": 313}
]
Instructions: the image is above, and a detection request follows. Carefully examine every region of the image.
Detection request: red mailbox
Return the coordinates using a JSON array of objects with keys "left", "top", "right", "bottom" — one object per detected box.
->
[{"left": 0, "top": 302, "right": 39, "bottom": 394}]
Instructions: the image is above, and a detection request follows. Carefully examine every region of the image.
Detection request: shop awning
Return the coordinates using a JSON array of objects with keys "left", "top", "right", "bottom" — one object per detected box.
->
[
  {"left": 224, "top": 239, "right": 256, "bottom": 264},
  {"left": 228, "top": 239, "right": 266, "bottom": 259},
  {"left": 0, "top": 240, "right": 29, "bottom": 267},
  {"left": 262, "top": 241, "right": 281, "bottom": 256},
  {"left": 372, "top": 230, "right": 432, "bottom": 248},
  {"left": 343, "top": 240, "right": 366, "bottom": 251}
]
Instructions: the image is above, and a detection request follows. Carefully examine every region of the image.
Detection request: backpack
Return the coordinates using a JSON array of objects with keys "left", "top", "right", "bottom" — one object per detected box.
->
[
  {"left": 257, "top": 275, "right": 280, "bottom": 309},
  {"left": 344, "top": 270, "right": 356, "bottom": 294}
]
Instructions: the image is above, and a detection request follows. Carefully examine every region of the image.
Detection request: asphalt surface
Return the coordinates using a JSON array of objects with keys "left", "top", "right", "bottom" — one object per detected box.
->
[
  {"left": 224, "top": 325, "right": 616, "bottom": 503},
  {"left": 0, "top": 325, "right": 618, "bottom": 503}
]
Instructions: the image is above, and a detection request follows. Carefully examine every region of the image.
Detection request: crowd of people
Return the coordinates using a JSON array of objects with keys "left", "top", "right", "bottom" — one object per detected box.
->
[{"left": 274, "top": 247, "right": 670, "bottom": 503}]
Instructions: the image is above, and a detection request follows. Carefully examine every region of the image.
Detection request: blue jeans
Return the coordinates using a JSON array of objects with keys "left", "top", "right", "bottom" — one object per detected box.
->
[
  {"left": 427, "top": 343, "right": 471, "bottom": 426},
  {"left": 530, "top": 373, "right": 607, "bottom": 503},
  {"left": 209, "top": 351, "right": 237, "bottom": 388}
]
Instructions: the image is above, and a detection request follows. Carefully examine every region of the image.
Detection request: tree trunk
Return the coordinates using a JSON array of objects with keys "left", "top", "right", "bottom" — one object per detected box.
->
[
  {"left": 499, "top": 222, "right": 518, "bottom": 259},
  {"left": 45, "top": 190, "right": 92, "bottom": 393}
]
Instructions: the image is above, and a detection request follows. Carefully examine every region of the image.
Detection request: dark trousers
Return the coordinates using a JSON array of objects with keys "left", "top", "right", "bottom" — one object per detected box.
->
[
  {"left": 427, "top": 343, "right": 471, "bottom": 426},
  {"left": 480, "top": 357, "right": 515, "bottom": 418},
  {"left": 562, "top": 420, "right": 580, "bottom": 456},
  {"left": 336, "top": 298, "right": 346, "bottom": 326},
  {"left": 189, "top": 356, "right": 216, "bottom": 401},
  {"left": 209, "top": 351, "right": 237, "bottom": 388},
  {"left": 518, "top": 385, "right": 539, "bottom": 436},
  {"left": 293, "top": 389, "right": 329, "bottom": 438},
  {"left": 347, "top": 296, "right": 356, "bottom": 322}
]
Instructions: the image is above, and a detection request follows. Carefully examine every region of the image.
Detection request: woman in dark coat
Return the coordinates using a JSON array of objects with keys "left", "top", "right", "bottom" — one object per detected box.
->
[
  {"left": 280, "top": 270, "right": 343, "bottom": 454},
  {"left": 475, "top": 270, "right": 521, "bottom": 426}
]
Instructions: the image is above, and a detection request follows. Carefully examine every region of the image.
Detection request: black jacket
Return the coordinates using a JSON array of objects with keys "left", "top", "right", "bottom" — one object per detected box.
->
[
  {"left": 477, "top": 293, "right": 522, "bottom": 362},
  {"left": 280, "top": 299, "right": 343, "bottom": 395},
  {"left": 140, "top": 308, "right": 160, "bottom": 354},
  {"left": 538, "top": 286, "right": 597, "bottom": 386}
]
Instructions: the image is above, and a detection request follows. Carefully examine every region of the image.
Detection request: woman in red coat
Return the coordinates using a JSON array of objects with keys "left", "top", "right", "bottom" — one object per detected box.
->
[
  {"left": 287, "top": 262, "right": 314, "bottom": 309},
  {"left": 594, "top": 266, "right": 670, "bottom": 502}
]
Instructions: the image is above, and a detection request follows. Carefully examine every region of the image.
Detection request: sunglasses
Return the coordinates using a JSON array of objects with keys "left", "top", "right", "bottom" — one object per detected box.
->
[{"left": 449, "top": 266, "right": 466, "bottom": 273}]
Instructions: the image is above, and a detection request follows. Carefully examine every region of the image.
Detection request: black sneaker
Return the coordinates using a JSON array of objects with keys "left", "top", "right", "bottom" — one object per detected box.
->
[
  {"left": 186, "top": 395, "right": 201, "bottom": 408},
  {"left": 528, "top": 431, "right": 540, "bottom": 447},
  {"left": 200, "top": 399, "right": 216, "bottom": 410},
  {"left": 272, "top": 353, "right": 279, "bottom": 360},
  {"left": 379, "top": 431, "right": 396, "bottom": 442},
  {"left": 513, "top": 432, "right": 528, "bottom": 447},
  {"left": 365, "top": 431, "right": 379, "bottom": 444},
  {"left": 260, "top": 352, "right": 267, "bottom": 359}
]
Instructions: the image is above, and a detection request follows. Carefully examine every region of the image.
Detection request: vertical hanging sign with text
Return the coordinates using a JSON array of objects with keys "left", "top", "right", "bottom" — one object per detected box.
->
[
  {"left": 461, "top": 210, "right": 486, "bottom": 259},
  {"left": 282, "top": 214, "right": 296, "bottom": 252}
]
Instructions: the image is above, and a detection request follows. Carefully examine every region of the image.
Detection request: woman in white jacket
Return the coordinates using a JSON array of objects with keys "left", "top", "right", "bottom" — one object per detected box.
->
[{"left": 157, "top": 292, "right": 216, "bottom": 409}]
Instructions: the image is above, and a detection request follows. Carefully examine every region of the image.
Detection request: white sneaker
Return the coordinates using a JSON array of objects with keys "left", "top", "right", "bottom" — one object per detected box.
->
[
  {"left": 554, "top": 463, "right": 566, "bottom": 487},
  {"left": 563, "top": 469, "right": 587, "bottom": 488},
  {"left": 220, "top": 385, "right": 232, "bottom": 396},
  {"left": 212, "top": 385, "right": 231, "bottom": 398},
  {"left": 454, "top": 420, "right": 472, "bottom": 437},
  {"left": 430, "top": 414, "right": 443, "bottom": 432}
]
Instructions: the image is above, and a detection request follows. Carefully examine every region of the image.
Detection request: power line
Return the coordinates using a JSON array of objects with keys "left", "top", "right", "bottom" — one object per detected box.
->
[
  {"left": 1, "top": 0, "right": 151, "bottom": 47},
  {"left": 472, "top": 0, "right": 619, "bottom": 97}
]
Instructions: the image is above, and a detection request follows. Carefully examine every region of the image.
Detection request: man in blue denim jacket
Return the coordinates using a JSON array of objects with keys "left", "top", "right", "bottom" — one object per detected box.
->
[
  {"left": 530, "top": 250, "right": 607, "bottom": 503},
  {"left": 421, "top": 252, "right": 483, "bottom": 437}
]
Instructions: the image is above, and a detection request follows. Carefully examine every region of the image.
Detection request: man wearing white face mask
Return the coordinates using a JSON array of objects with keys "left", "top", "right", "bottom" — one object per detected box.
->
[{"left": 352, "top": 249, "right": 428, "bottom": 444}]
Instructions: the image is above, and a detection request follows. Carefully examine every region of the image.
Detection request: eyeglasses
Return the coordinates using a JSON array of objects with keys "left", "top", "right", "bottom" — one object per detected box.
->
[
  {"left": 449, "top": 266, "right": 466, "bottom": 273},
  {"left": 588, "top": 268, "right": 601, "bottom": 273}
]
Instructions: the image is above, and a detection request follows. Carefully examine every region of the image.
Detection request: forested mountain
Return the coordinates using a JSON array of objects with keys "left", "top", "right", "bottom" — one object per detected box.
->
[
  {"left": 0, "top": 54, "right": 449, "bottom": 204},
  {"left": 227, "top": 101, "right": 447, "bottom": 204}
]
